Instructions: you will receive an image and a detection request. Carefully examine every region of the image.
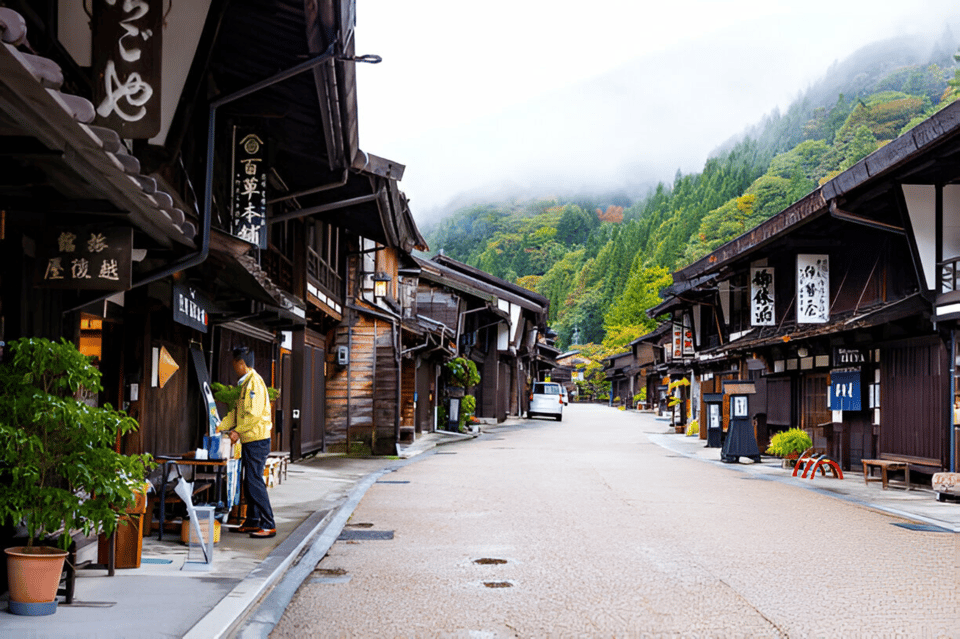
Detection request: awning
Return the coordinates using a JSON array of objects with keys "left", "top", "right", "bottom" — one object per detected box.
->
[
  {"left": 709, "top": 293, "right": 928, "bottom": 354},
  {"left": 205, "top": 228, "right": 306, "bottom": 325}
]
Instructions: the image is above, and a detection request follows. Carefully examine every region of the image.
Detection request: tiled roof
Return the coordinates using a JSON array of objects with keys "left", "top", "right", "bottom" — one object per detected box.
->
[{"left": 0, "top": 8, "right": 195, "bottom": 247}]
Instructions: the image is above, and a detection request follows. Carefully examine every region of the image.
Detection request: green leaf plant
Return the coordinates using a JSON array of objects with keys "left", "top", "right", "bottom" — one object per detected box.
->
[
  {"left": 0, "top": 338, "right": 154, "bottom": 549},
  {"left": 766, "top": 428, "right": 813, "bottom": 459},
  {"left": 444, "top": 357, "right": 481, "bottom": 388}
]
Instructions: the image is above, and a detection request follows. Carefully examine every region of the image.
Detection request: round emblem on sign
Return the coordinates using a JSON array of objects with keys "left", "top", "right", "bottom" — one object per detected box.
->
[{"left": 243, "top": 137, "right": 260, "bottom": 155}]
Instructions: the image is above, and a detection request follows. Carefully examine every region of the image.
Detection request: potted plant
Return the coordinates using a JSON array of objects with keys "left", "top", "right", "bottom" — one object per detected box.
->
[
  {"left": 766, "top": 428, "right": 813, "bottom": 467},
  {"left": 0, "top": 337, "right": 153, "bottom": 615},
  {"left": 667, "top": 378, "right": 690, "bottom": 433},
  {"left": 444, "top": 357, "right": 480, "bottom": 398}
]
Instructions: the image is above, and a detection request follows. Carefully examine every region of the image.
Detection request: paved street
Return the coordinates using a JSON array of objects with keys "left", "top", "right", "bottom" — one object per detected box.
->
[{"left": 271, "top": 404, "right": 959, "bottom": 638}]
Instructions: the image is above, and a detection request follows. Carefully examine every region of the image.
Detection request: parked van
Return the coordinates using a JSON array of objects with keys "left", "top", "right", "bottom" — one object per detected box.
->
[{"left": 528, "top": 382, "right": 564, "bottom": 421}]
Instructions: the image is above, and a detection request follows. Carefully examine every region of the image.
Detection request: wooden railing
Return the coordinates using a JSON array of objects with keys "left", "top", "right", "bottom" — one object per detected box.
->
[
  {"left": 940, "top": 256, "right": 960, "bottom": 294},
  {"left": 307, "top": 246, "right": 342, "bottom": 302},
  {"left": 261, "top": 250, "right": 293, "bottom": 292}
]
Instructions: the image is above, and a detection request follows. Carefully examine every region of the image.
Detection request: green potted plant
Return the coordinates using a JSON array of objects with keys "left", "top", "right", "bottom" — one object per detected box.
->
[
  {"left": 0, "top": 337, "right": 153, "bottom": 615},
  {"left": 444, "top": 357, "right": 480, "bottom": 398},
  {"left": 766, "top": 428, "right": 813, "bottom": 466},
  {"left": 458, "top": 395, "right": 477, "bottom": 432},
  {"left": 211, "top": 381, "right": 280, "bottom": 406}
]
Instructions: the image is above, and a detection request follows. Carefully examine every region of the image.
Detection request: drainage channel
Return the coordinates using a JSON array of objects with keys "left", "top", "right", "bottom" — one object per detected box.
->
[{"left": 472, "top": 557, "right": 513, "bottom": 588}]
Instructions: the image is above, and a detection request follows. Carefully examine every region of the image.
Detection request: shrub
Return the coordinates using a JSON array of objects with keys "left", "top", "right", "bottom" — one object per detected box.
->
[
  {"left": 0, "top": 337, "right": 154, "bottom": 548},
  {"left": 766, "top": 428, "right": 812, "bottom": 458},
  {"left": 459, "top": 395, "right": 477, "bottom": 430},
  {"left": 685, "top": 419, "right": 699, "bottom": 437},
  {"left": 445, "top": 357, "right": 480, "bottom": 388}
]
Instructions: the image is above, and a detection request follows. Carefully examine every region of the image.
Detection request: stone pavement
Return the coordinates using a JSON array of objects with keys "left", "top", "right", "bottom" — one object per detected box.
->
[
  {"left": 0, "top": 429, "right": 474, "bottom": 639},
  {"left": 2, "top": 410, "right": 957, "bottom": 638},
  {"left": 644, "top": 412, "right": 960, "bottom": 533}
]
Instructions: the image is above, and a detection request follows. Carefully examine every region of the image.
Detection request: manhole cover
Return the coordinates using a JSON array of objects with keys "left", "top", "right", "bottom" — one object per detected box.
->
[
  {"left": 483, "top": 581, "right": 513, "bottom": 588},
  {"left": 338, "top": 529, "right": 395, "bottom": 541},
  {"left": 474, "top": 558, "right": 507, "bottom": 565},
  {"left": 893, "top": 522, "right": 954, "bottom": 533}
]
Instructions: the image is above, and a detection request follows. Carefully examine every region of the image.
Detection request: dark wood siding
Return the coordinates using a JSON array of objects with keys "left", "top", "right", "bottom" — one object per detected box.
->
[
  {"left": 765, "top": 376, "right": 793, "bottom": 427},
  {"left": 401, "top": 360, "right": 415, "bottom": 428},
  {"left": 880, "top": 337, "right": 948, "bottom": 468},
  {"left": 300, "top": 335, "right": 325, "bottom": 456},
  {"left": 374, "top": 326, "right": 398, "bottom": 454},
  {"left": 415, "top": 359, "right": 435, "bottom": 433},
  {"left": 801, "top": 373, "right": 831, "bottom": 432}
]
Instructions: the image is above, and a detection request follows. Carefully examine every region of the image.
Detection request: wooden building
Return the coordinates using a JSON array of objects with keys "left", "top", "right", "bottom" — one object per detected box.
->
[
  {"left": 628, "top": 324, "right": 670, "bottom": 410},
  {"left": 651, "top": 99, "right": 960, "bottom": 476},
  {"left": 0, "top": 1, "right": 427, "bottom": 462},
  {"left": 415, "top": 255, "right": 553, "bottom": 423},
  {"left": 324, "top": 193, "right": 429, "bottom": 455},
  {"left": 603, "top": 351, "right": 635, "bottom": 407}
]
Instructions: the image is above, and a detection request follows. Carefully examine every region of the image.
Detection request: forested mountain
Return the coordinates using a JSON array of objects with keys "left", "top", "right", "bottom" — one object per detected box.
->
[{"left": 423, "top": 35, "right": 960, "bottom": 357}]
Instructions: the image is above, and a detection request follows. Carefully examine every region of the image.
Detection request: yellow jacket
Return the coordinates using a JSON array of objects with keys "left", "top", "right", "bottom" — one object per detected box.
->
[{"left": 219, "top": 369, "right": 272, "bottom": 443}]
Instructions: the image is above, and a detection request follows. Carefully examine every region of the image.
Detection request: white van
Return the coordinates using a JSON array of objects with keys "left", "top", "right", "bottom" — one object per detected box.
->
[{"left": 528, "top": 381, "right": 564, "bottom": 421}]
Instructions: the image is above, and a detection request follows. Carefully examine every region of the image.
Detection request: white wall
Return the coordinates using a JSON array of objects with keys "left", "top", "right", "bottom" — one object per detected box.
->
[{"left": 58, "top": 0, "right": 213, "bottom": 147}]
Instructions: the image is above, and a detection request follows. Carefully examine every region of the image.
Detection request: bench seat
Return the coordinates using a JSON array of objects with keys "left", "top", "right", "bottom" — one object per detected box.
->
[{"left": 862, "top": 459, "right": 911, "bottom": 490}]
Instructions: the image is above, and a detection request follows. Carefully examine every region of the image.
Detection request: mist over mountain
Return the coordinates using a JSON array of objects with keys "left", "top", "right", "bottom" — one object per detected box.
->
[{"left": 421, "top": 31, "right": 960, "bottom": 356}]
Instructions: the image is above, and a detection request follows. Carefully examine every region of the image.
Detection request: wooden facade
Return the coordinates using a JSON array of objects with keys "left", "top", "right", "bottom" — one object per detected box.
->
[
  {"left": 0, "top": 0, "right": 437, "bottom": 474},
  {"left": 645, "top": 99, "right": 960, "bottom": 477}
]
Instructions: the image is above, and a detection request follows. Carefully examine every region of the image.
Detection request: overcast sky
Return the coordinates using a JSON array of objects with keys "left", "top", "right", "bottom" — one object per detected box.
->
[{"left": 354, "top": 1, "right": 960, "bottom": 223}]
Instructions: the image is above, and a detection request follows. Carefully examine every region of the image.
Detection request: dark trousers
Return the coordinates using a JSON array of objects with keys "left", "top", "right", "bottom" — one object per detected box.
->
[{"left": 241, "top": 438, "right": 275, "bottom": 529}]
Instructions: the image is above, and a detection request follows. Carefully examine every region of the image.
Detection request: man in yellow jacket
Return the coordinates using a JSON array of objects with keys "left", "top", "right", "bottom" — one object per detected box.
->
[{"left": 219, "top": 346, "right": 276, "bottom": 538}]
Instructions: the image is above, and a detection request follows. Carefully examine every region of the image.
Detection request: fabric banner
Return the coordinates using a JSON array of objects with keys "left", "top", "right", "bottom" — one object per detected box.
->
[
  {"left": 829, "top": 370, "right": 862, "bottom": 411},
  {"left": 190, "top": 346, "right": 221, "bottom": 437},
  {"left": 750, "top": 266, "right": 775, "bottom": 326}
]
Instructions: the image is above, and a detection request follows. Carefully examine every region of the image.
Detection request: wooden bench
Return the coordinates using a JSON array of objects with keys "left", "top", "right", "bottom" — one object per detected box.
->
[{"left": 862, "top": 459, "right": 911, "bottom": 490}]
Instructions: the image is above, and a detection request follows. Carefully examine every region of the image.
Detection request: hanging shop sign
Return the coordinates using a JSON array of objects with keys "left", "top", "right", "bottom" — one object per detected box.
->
[
  {"left": 172, "top": 283, "right": 210, "bottom": 333},
  {"left": 750, "top": 265, "right": 775, "bottom": 326},
  {"left": 797, "top": 254, "right": 829, "bottom": 324},
  {"left": 156, "top": 345, "right": 179, "bottom": 389},
  {"left": 35, "top": 227, "right": 132, "bottom": 290},
  {"left": 671, "top": 320, "right": 682, "bottom": 360},
  {"left": 231, "top": 127, "right": 268, "bottom": 249},
  {"left": 92, "top": 0, "right": 163, "bottom": 138},
  {"left": 682, "top": 313, "right": 694, "bottom": 356},
  {"left": 828, "top": 370, "right": 862, "bottom": 411},
  {"left": 833, "top": 347, "right": 867, "bottom": 365}
]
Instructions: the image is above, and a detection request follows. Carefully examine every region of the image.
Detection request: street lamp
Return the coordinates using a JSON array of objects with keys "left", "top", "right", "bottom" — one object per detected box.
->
[{"left": 373, "top": 272, "right": 391, "bottom": 298}]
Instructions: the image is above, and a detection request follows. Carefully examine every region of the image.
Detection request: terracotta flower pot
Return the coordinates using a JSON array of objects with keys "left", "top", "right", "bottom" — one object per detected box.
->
[{"left": 5, "top": 546, "right": 68, "bottom": 610}]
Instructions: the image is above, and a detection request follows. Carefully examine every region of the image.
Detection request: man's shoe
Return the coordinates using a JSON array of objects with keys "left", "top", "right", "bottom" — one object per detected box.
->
[
  {"left": 249, "top": 528, "right": 276, "bottom": 539},
  {"left": 236, "top": 523, "right": 260, "bottom": 533}
]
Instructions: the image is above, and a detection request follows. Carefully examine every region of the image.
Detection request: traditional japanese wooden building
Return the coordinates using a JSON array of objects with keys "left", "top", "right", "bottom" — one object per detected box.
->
[
  {"left": 0, "top": 1, "right": 428, "bottom": 462},
  {"left": 603, "top": 351, "right": 634, "bottom": 407},
  {"left": 652, "top": 99, "right": 960, "bottom": 476},
  {"left": 415, "top": 255, "right": 553, "bottom": 423},
  {"left": 628, "top": 323, "right": 670, "bottom": 410}
]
